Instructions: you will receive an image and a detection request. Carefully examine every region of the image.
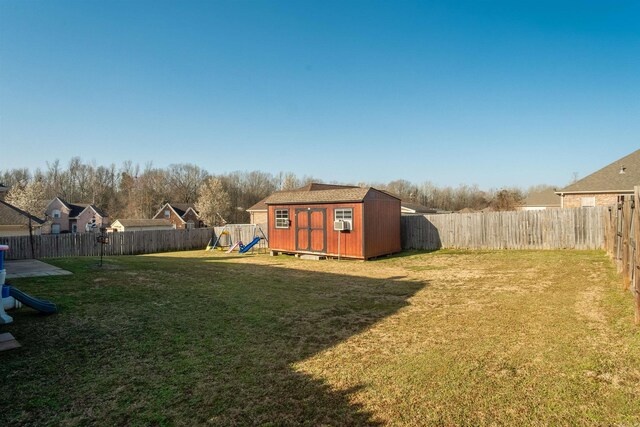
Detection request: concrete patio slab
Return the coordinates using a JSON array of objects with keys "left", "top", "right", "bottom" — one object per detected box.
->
[{"left": 5, "top": 260, "right": 72, "bottom": 279}]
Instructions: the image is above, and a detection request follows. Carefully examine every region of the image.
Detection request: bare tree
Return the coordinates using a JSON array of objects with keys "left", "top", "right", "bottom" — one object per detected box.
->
[
  {"left": 167, "top": 163, "right": 208, "bottom": 204},
  {"left": 490, "top": 188, "right": 524, "bottom": 211}
]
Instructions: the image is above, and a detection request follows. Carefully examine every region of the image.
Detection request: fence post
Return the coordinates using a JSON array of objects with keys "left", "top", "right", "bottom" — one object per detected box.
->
[{"left": 633, "top": 186, "right": 640, "bottom": 325}]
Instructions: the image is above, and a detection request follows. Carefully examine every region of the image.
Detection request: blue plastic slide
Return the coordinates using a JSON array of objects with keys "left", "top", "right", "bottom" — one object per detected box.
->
[
  {"left": 239, "top": 237, "right": 261, "bottom": 254},
  {"left": 8, "top": 286, "right": 58, "bottom": 314}
]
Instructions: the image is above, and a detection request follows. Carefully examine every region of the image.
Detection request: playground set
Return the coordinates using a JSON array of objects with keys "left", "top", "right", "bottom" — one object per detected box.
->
[
  {"left": 205, "top": 224, "right": 268, "bottom": 254},
  {"left": 0, "top": 245, "right": 58, "bottom": 326}
]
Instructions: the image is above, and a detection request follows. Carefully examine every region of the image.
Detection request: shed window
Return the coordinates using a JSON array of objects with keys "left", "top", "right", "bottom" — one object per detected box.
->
[
  {"left": 335, "top": 208, "right": 353, "bottom": 228},
  {"left": 275, "top": 209, "right": 289, "bottom": 228}
]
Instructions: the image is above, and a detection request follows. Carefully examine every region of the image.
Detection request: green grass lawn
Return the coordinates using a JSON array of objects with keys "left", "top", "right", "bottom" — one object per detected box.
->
[{"left": 1, "top": 249, "right": 638, "bottom": 426}]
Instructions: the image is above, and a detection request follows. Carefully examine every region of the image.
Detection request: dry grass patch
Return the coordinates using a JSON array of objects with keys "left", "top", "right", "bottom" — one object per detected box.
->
[{"left": 0, "top": 249, "right": 638, "bottom": 426}]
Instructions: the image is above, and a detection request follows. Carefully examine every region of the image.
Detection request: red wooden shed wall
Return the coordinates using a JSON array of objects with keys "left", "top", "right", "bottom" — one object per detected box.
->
[
  {"left": 363, "top": 191, "right": 402, "bottom": 258},
  {"left": 267, "top": 190, "right": 401, "bottom": 259},
  {"left": 268, "top": 203, "right": 365, "bottom": 258}
]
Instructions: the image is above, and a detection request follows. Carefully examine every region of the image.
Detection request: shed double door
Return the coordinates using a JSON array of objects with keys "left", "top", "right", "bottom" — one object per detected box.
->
[{"left": 295, "top": 208, "right": 326, "bottom": 253}]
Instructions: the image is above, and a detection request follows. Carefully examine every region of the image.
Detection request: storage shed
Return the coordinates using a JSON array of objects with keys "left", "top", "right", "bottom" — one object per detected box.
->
[{"left": 265, "top": 185, "right": 401, "bottom": 259}]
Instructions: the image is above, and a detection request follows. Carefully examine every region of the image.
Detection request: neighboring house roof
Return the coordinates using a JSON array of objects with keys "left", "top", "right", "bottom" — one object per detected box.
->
[
  {"left": 247, "top": 197, "right": 268, "bottom": 212},
  {"left": 265, "top": 186, "right": 399, "bottom": 205},
  {"left": 0, "top": 199, "right": 46, "bottom": 226},
  {"left": 53, "top": 198, "right": 87, "bottom": 217},
  {"left": 558, "top": 149, "right": 640, "bottom": 194},
  {"left": 153, "top": 203, "right": 199, "bottom": 223},
  {"left": 77, "top": 204, "right": 108, "bottom": 218},
  {"left": 47, "top": 197, "right": 107, "bottom": 218},
  {"left": 170, "top": 203, "right": 199, "bottom": 217},
  {"left": 401, "top": 201, "right": 438, "bottom": 214},
  {"left": 522, "top": 189, "right": 561, "bottom": 207},
  {"left": 112, "top": 219, "right": 173, "bottom": 228}
]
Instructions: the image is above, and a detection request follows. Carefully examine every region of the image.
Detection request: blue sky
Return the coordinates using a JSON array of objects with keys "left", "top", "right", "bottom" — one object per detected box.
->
[{"left": 0, "top": 0, "right": 638, "bottom": 188}]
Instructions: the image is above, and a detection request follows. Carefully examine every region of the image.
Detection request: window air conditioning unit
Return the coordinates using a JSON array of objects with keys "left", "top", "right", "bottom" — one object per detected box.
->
[{"left": 334, "top": 220, "right": 351, "bottom": 231}]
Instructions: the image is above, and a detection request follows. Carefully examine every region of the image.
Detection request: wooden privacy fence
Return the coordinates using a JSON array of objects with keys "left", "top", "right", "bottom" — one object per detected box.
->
[
  {"left": 211, "top": 224, "right": 268, "bottom": 248},
  {"left": 0, "top": 228, "right": 214, "bottom": 260},
  {"left": 604, "top": 188, "right": 640, "bottom": 324},
  {"left": 401, "top": 207, "right": 608, "bottom": 250}
]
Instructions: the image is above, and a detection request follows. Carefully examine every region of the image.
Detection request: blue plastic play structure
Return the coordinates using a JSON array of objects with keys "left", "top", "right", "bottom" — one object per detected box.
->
[
  {"left": 0, "top": 244, "right": 58, "bottom": 324},
  {"left": 239, "top": 237, "right": 262, "bottom": 254},
  {"left": 6, "top": 286, "right": 57, "bottom": 314}
]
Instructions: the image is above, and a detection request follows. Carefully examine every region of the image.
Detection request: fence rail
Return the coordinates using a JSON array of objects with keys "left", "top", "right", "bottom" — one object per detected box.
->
[
  {"left": 604, "top": 188, "right": 640, "bottom": 324},
  {"left": 0, "top": 228, "right": 214, "bottom": 260},
  {"left": 401, "top": 207, "right": 608, "bottom": 251},
  {"left": 0, "top": 224, "right": 270, "bottom": 261}
]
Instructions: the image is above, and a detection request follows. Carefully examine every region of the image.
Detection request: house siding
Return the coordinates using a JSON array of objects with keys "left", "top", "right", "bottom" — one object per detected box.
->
[
  {"left": 562, "top": 193, "right": 627, "bottom": 208},
  {"left": 155, "top": 207, "right": 186, "bottom": 229},
  {"left": 0, "top": 225, "right": 43, "bottom": 237},
  {"left": 45, "top": 199, "right": 71, "bottom": 233},
  {"left": 249, "top": 211, "right": 267, "bottom": 225},
  {"left": 182, "top": 209, "right": 202, "bottom": 228},
  {"left": 76, "top": 208, "right": 108, "bottom": 232}
]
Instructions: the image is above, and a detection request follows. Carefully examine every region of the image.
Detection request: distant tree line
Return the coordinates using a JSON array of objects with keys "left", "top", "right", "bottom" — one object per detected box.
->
[{"left": 0, "top": 158, "right": 556, "bottom": 225}]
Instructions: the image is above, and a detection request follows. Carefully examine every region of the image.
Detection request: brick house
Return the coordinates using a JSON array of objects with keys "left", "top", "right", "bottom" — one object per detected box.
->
[
  {"left": 153, "top": 203, "right": 204, "bottom": 229},
  {"left": 246, "top": 198, "right": 268, "bottom": 224},
  {"left": 44, "top": 197, "right": 109, "bottom": 234},
  {"left": 556, "top": 149, "right": 639, "bottom": 208}
]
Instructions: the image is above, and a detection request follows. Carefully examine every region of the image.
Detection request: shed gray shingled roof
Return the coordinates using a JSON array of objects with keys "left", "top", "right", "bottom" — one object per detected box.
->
[
  {"left": 559, "top": 149, "right": 640, "bottom": 193},
  {"left": 265, "top": 187, "right": 394, "bottom": 205},
  {"left": 252, "top": 183, "right": 367, "bottom": 208}
]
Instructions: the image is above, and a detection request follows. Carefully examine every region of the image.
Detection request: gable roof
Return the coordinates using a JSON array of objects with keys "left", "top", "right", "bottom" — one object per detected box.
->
[
  {"left": 0, "top": 200, "right": 46, "bottom": 226},
  {"left": 252, "top": 183, "right": 367, "bottom": 209},
  {"left": 47, "top": 197, "right": 107, "bottom": 218},
  {"left": 153, "top": 203, "right": 199, "bottom": 221},
  {"left": 170, "top": 203, "right": 199, "bottom": 217},
  {"left": 522, "top": 189, "right": 561, "bottom": 207},
  {"left": 112, "top": 219, "right": 173, "bottom": 228},
  {"left": 265, "top": 186, "right": 398, "bottom": 205},
  {"left": 559, "top": 149, "right": 640, "bottom": 194},
  {"left": 77, "top": 204, "right": 108, "bottom": 218},
  {"left": 247, "top": 197, "right": 268, "bottom": 212}
]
